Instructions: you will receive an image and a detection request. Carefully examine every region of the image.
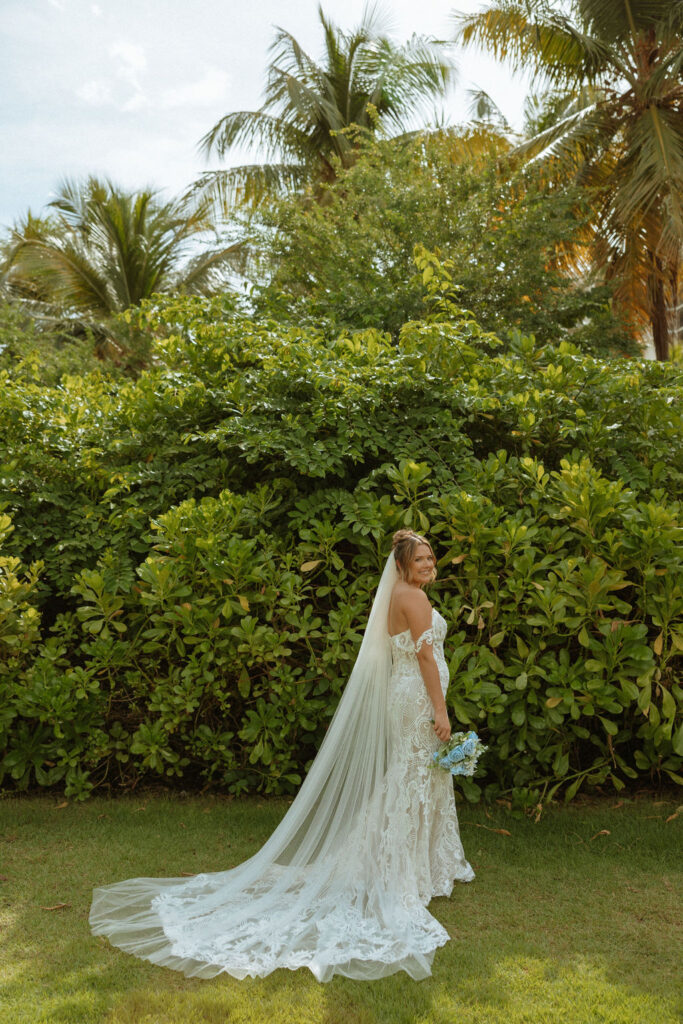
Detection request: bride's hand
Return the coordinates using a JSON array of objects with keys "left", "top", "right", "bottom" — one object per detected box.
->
[{"left": 433, "top": 709, "right": 451, "bottom": 743}]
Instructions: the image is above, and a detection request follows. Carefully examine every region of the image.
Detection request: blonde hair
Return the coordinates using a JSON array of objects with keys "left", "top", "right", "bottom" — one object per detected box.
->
[{"left": 391, "top": 529, "right": 437, "bottom": 583}]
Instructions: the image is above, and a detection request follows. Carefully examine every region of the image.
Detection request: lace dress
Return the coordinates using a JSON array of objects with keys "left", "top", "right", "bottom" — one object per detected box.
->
[
  {"left": 90, "top": 606, "right": 473, "bottom": 982},
  {"left": 382, "top": 608, "right": 475, "bottom": 901}
]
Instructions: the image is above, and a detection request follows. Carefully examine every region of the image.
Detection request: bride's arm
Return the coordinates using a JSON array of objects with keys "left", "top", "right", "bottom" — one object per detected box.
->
[{"left": 404, "top": 589, "right": 451, "bottom": 743}]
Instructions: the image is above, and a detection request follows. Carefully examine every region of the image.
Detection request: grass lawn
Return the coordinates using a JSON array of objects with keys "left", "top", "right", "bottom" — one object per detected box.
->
[{"left": 0, "top": 792, "right": 680, "bottom": 1024}]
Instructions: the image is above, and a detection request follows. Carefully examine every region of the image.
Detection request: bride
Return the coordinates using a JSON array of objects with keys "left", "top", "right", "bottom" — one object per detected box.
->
[{"left": 90, "top": 529, "right": 474, "bottom": 982}]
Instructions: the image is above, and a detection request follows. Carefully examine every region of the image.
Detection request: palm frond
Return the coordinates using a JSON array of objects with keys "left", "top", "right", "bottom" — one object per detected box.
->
[
  {"left": 454, "top": 2, "right": 625, "bottom": 88},
  {"left": 515, "top": 101, "right": 617, "bottom": 172},
  {"left": 199, "top": 110, "right": 311, "bottom": 162},
  {"left": 187, "top": 164, "right": 308, "bottom": 214},
  {"left": 641, "top": 52, "right": 683, "bottom": 103},
  {"left": 358, "top": 36, "right": 455, "bottom": 131},
  {"left": 175, "top": 240, "right": 251, "bottom": 293},
  {"left": 266, "top": 25, "right": 326, "bottom": 105},
  {"left": 577, "top": 0, "right": 683, "bottom": 44},
  {"left": 351, "top": 1, "right": 391, "bottom": 39},
  {"left": 456, "top": 0, "right": 683, "bottom": 356},
  {"left": 467, "top": 87, "right": 511, "bottom": 129},
  {"left": 270, "top": 64, "right": 347, "bottom": 135},
  {"left": 196, "top": 7, "right": 454, "bottom": 206},
  {"left": 659, "top": 0, "right": 683, "bottom": 36},
  {"left": 7, "top": 177, "right": 240, "bottom": 317},
  {"left": 522, "top": 84, "right": 604, "bottom": 137},
  {"left": 611, "top": 105, "right": 683, "bottom": 233},
  {"left": 10, "top": 233, "right": 115, "bottom": 312}
]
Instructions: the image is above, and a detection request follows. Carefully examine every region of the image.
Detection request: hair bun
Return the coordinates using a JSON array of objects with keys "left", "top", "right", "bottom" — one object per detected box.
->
[{"left": 392, "top": 528, "right": 418, "bottom": 549}]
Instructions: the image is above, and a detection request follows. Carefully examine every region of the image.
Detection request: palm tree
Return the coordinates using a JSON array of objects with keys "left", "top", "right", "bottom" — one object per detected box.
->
[
  {"left": 454, "top": 0, "right": 683, "bottom": 359},
  {"left": 194, "top": 4, "right": 455, "bottom": 210},
  {"left": 7, "top": 177, "right": 244, "bottom": 318}
]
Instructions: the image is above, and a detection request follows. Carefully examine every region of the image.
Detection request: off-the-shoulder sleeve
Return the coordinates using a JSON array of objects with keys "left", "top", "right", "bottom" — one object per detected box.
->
[{"left": 414, "top": 628, "right": 434, "bottom": 653}]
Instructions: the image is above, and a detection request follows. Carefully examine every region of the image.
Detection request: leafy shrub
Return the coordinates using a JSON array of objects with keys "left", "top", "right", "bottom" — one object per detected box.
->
[
  {"left": 0, "top": 511, "right": 42, "bottom": 677},
  {"left": 252, "top": 132, "right": 637, "bottom": 356},
  {"left": 0, "top": 286, "right": 681, "bottom": 803},
  {"left": 0, "top": 301, "right": 106, "bottom": 383}
]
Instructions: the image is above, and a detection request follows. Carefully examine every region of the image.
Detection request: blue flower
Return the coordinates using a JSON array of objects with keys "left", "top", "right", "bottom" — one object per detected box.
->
[{"left": 430, "top": 729, "right": 486, "bottom": 775}]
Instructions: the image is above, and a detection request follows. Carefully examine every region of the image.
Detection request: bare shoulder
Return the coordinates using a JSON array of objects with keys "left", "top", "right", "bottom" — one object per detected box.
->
[
  {"left": 392, "top": 581, "right": 432, "bottom": 625},
  {"left": 394, "top": 582, "right": 431, "bottom": 612},
  {"left": 388, "top": 581, "right": 433, "bottom": 639}
]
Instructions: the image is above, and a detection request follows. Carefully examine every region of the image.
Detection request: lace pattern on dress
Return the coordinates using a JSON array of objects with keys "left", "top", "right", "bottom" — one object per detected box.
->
[
  {"left": 414, "top": 628, "right": 434, "bottom": 653},
  {"left": 89, "top": 603, "right": 474, "bottom": 984},
  {"left": 385, "top": 607, "right": 474, "bottom": 903}
]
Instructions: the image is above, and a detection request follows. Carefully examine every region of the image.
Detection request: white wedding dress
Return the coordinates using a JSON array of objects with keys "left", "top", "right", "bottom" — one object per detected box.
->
[
  {"left": 90, "top": 555, "right": 474, "bottom": 982},
  {"left": 382, "top": 610, "right": 474, "bottom": 903}
]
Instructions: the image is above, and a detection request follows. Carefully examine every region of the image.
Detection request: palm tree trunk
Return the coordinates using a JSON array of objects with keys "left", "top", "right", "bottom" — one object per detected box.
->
[
  {"left": 670, "top": 255, "right": 680, "bottom": 353},
  {"left": 647, "top": 254, "right": 670, "bottom": 361}
]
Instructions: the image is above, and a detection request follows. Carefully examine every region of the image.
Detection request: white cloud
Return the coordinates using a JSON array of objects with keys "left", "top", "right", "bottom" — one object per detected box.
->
[
  {"left": 76, "top": 79, "right": 112, "bottom": 106},
  {"left": 109, "top": 41, "right": 147, "bottom": 73},
  {"left": 74, "top": 54, "right": 228, "bottom": 115},
  {"left": 107, "top": 41, "right": 148, "bottom": 110},
  {"left": 160, "top": 68, "right": 231, "bottom": 110},
  {"left": 1, "top": 0, "right": 530, "bottom": 228},
  {"left": 110, "top": 41, "right": 147, "bottom": 86},
  {"left": 121, "top": 91, "right": 149, "bottom": 113}
]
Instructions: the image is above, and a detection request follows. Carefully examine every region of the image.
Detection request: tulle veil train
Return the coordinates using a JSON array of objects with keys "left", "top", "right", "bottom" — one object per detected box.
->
[{"left": 90, "top": 551, "right": 457, "bottom": 981}]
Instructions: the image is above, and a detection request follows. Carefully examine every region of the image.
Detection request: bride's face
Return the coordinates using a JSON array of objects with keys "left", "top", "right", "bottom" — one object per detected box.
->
[{"left": 406, "top": 543, "right": 435, "bottom": 586}]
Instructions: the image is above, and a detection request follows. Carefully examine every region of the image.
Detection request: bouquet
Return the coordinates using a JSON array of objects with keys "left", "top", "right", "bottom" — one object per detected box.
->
[{"left": 431, "top": 730, "right": 487, "bottom": 777}]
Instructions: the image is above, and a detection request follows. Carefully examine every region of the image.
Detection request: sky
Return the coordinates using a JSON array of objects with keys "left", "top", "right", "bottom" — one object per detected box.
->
[{"left": 1, "top": 0, "right": 532, "bottom": 229}]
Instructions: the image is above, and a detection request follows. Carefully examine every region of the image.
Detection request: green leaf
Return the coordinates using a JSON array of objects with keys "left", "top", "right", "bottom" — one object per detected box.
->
[
  {"left": 634, "top": 750, "right": 651, "bottom": 770},
  {"left": 660, "top": 688, "right": 676, "bottom": 722},
  {"left": 238, "top": 668, "right": 251, "bottom": 699},
  {"left": 565, "top": 776, "right": 583, "bottom": 801},
  {"left": 637, "top": 683, "right": 652, "bottom": 714},
  {"left": 511, "top": 706, "right": 526, "bottom": 727},
  {"left": 672, "top": 722, "right": 683, "bottom": 757},
  {"left": 516, "top": 635, "right": 530, "bottom": 658}
]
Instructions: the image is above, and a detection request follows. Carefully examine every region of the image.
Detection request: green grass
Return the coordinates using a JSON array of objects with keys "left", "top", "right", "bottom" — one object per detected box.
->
[{"left": 0, "top": 793, "right": 680, "bottom": 1024}]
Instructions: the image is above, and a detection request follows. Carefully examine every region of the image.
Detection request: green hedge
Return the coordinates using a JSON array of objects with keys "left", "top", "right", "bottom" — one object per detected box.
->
[{"left": 1, "top": 290, "right": 681, "bottom": 803}]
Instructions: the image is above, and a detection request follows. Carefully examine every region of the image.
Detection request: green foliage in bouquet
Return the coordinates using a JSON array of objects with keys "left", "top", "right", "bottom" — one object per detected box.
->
[{"left": 0, "top": 272, "right": 681, "bottom": 805}]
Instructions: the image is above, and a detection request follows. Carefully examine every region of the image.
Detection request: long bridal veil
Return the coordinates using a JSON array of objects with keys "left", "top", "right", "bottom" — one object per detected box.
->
[{"left": 90, "top": 551, "right": 451, "bottom": 981}]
